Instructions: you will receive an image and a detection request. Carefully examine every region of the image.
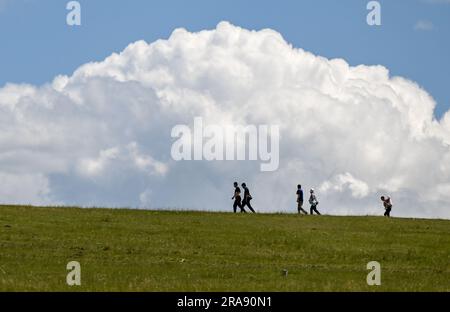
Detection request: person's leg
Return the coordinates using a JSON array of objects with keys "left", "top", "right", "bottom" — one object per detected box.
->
[
  {"left": 233, "top": 200, "right": 238, "bottom": 213},
  {"left": 314, "top": 206, "right": 321, "bottom": 215},
  {"left": 300, "top": 202, "right": 308, "bottom": 214},
  {"left": 246, "top": 199, "right": 256, "bottom": 213},
  {"left": 298, "top": 202, "right": 307, "bottom": 214},
  {"left": 310, "top": 206, "right": 314, "bottom": 215},
  {"left": 238, "top": 200, "right": 246, "bottom": 213},
  {"left": 241, "top": 199, "right": 248, "bottom": 212},
  {"left": 387, "top": 207, "right": 391, "bottom": 217}
]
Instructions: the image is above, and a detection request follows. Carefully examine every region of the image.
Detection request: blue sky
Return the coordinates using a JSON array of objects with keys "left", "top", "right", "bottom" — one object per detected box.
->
[{"left": 0, "top": 0, "right": 449, "bottom": 117}]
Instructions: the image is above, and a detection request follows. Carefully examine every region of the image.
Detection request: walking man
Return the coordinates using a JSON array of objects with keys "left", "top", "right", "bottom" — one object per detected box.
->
[
  {"left": 381, "top": 196, "right": 392, "bottom": 217},
  {"left": 309, "top": 189, "right": 321, "bottom": 215},
  {"left": 296, "top": 184, "right": 308, "bottom": 214},
  {"left": 232, "top": 182, "right": 246, "bottom": 213},
  {"left": 241, "top": 183, "right": 256, "bottom": 213}
]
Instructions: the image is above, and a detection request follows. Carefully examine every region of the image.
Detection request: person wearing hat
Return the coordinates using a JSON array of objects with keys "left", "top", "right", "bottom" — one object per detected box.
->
[
  {"left": 241, "top": 183, "right": 256, "bottom": 213},
  {"left": 380, "top": 196, "right": 392, "bottom": 217},
  {"left": 309, "top": 188, "right": 321, "bottom": 215}
]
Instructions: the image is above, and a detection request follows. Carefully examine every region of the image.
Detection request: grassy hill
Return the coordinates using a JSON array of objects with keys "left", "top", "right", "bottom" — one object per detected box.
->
[{"left": 0, "top": 205, "right": 449, "bottom": 291}]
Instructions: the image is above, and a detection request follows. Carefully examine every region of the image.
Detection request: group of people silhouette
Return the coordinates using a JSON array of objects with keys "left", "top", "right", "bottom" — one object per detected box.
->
[
  {"left": 231, "top": 182, "right": 321, "bottom": 215},
  {"left": 231, "top": 182, "right": 255, "bottom": 213},
  {"left": 232, "top": 182, "right": 393, "bottom": 217}
]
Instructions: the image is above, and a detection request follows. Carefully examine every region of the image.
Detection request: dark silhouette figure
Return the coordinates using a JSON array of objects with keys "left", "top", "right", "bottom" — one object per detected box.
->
[
  {"left": 381, "top": 196, "right": 392, "bottom": 217},
  {"left": 309, "top": 189, "right": 321, "bottom": 215},
  {"left": 232, "top": 182, "right": 246, "bottom": 213},
  {"left": 296, "top": 184, "right": 308, "bottom": 214},
  {"left": 241, "top": 183, "right": 256, "bottom": 213}
]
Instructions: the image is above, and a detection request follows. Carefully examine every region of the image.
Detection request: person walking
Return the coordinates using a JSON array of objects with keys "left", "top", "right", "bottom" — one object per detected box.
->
[
  {"left": 241, "top": 183, "right": 256, "bottom": 213},
  {"left": 381, "top": 196, "right": 393, "bottom": 217},
  {"left": 309, "top": 188, "right": 321, "bottom": 215},
  {"left": 232, "top": 182, "right": 246, "bottom": 213},
  {"left": 296, "top": 184, "right": 308, "bottom": 214}
]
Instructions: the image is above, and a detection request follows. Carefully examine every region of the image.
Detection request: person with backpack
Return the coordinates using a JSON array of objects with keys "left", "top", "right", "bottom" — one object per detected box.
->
[
  {"left": 232, "top": 182, "right": 246, "bottom": 213},
  {"left": 309, "top": 188, "right": 321, "bottom": 215},
  {"left": 380, "top": 196, "right": 393, "bottom": 217},
  {"left": 296, "top": 184, "right": 308, "bottom": 214},
  {"left": 241, "top": 183, "right": 256, "bottom": 213}
]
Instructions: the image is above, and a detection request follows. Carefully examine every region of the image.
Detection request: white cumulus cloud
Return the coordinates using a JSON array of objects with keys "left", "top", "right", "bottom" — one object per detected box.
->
[
  {"left": 0, "top": 21, "right": 449, "bottom": 218},
  {"left": 320, "top": 173, "right": 370, "bottom": 199}
]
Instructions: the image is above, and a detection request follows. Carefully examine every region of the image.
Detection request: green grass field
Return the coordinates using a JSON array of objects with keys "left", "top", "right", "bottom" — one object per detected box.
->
[{"left": 0, "top": 205, "right": 449, "bottom": 291}]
